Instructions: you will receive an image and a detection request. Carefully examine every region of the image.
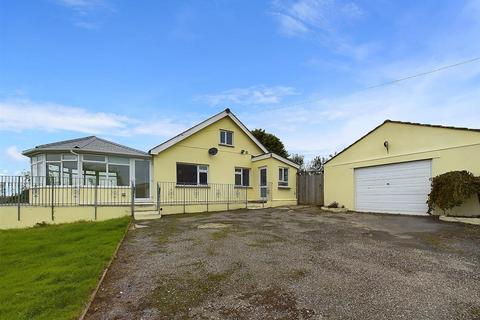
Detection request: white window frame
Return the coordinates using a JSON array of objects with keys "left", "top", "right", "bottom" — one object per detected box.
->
[
  {"left": 176, "top": 163, "right": 209, "bottom": 186},
  {"left": 278, "top": 167, "right": 289, "bottom": 187},
  {"left": 31, "top": 155, "right": 45, "bottom": 178},
  {"left": 235, "top": 168, "right": 250, "bottom": 187},
  {"left": 219, "top": 129, "right": 234, "bottom": 146},
  {"left": 82, "top": 154, "right": 132, "bottom": 187},
  {"left": 45, "top": 154, "right": 79, "bottom": 185}
]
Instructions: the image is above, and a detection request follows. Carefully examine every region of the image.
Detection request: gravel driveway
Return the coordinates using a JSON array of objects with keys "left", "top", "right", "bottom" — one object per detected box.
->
[{"left": 85, "top": 206, "right": 480, "bottom": 320}]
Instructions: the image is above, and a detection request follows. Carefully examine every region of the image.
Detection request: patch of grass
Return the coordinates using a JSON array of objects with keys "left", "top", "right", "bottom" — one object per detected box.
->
[
  {"left": 288, "top": 269, "right": 309, "bottom": 280},
  {"left": 421, "top": 233, "right": 444, "bottom": 247},
  {"left": 210, "top": 228, "right": 230, "bottom": 240},
  {"left": 246, "top": 233, "right": 286, "bottom": 248},
  {"left": 144, "top": 263, "right": 239, "bottom": 319},
  {"left": 0, "top": 217, "right": 130, "bottom": 320},
  {"left": 471, "top": 306, "right": 480, "bottom": 318},
  {"left": 157, "top": 219, "right": 180, "bottom": 246}
]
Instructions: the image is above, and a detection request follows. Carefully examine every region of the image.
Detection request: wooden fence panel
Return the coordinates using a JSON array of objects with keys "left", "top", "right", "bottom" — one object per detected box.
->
[{"left": 297, "top": 173, "right": 324, "bottom": 205}]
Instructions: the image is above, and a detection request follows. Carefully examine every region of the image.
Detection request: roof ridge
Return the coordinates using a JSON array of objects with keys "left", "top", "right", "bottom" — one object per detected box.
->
[
  {"left": 148, "top": 109, "right": 229, "bottom": 153},
  {"left": 325, "top": 119, "right": 480, "bottom": 165},
  {"left": 36, "top": 136, "right": 96, "bottom": 148},
  {"left": 385, "top": 120, "right": 480, "bottom": 132}
]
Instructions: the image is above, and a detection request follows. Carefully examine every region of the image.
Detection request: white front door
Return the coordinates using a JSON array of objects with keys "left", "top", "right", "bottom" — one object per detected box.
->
[
  {"left": 259, "top": 167, "right": 267, "bottom": 200},
  {"left": 134, "top": 159, "right": 151, "bottom": 201},
  {"left": 355, "top": 160, "right": 432, "bottom": 215}
]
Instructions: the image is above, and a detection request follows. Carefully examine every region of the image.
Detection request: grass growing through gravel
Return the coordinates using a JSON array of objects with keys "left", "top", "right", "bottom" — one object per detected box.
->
[
  {"left": 210, "top": 228, "right": 230, "bottom": 240},
  {"left": 0, "top": 217, "right": 130, "bottom": 320},
  {"left": 144, "top": 263, "right": 240, "bottom": 319}
]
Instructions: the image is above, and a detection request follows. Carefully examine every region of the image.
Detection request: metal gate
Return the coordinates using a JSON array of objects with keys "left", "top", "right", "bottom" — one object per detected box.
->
[{"left": 297, "top": 172, "right": 324, "bottom": 205}]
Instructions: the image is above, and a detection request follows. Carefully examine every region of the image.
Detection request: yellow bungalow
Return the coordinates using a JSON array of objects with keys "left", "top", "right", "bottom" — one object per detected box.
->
[{"left": 17, "top": 108, "right": 298, "bottom": 222}]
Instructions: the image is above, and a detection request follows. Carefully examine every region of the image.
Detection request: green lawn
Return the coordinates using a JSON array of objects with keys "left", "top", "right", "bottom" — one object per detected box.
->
[{"left": 0, "top": 217, "right": 130, "bottom": 320}]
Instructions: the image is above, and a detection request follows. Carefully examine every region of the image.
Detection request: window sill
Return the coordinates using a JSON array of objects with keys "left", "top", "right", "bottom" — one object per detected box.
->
[
  {"left": 218, "top": 143, "right": 234, "bottom": 148},
  {"left": 175, "top": 184, "right": 210, "bottom": 188},
  {"left": 278, "top": 185, "right": 290, "bottom": 189},
  {"left": 234, "top": 186, "right": 253, "bottom": 189}
]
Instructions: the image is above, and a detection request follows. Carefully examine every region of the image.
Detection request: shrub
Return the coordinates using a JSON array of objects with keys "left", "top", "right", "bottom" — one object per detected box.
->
[{"left": 427, "top": 170, "right": 480, "bottom": 214}]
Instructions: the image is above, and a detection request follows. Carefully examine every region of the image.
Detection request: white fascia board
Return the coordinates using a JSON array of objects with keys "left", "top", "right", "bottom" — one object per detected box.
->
[
  {"left": 149, "top": 110, "right": 268, "bottom": 155},
  {"left": 252, "top": 153, "right": 300, "bottom": 169}
]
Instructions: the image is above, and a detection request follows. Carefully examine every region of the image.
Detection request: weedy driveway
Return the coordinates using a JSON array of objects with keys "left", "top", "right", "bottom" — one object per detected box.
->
[{"left": 85, "top": 207, "right": 480, "bottom": 320}]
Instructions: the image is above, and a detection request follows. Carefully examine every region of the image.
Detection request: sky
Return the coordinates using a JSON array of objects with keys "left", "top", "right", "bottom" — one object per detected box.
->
[{"left": 1, "top": 0, "right": 480, "bottom": 175}]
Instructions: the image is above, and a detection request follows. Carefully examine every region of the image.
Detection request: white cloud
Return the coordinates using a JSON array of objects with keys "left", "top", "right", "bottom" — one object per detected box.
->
[
  {"left": 55, "top": 0, "right": 106, "bottom": 12},
  {"left": 239, "top": 57, "right": 480, "bottom": 160},
  {"left": 198, "top": 85, "right": 299, "bottom": 106},
  {"left": 5, "top": 146, "right": 27, "bottom": 162},
  {"left": 0, "top": 99, "right": 186, "bottom": 138},
  {"left": 53, "top": 0, "right": 114, "bottom": 29},
  {"left": 271, "top": 0, "right": 374, "bottom": 59}
]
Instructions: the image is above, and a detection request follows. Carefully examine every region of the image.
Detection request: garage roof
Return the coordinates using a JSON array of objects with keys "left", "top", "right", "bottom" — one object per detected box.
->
[{"left": 324, "top": 120, "right": 480, "bottom": 165}]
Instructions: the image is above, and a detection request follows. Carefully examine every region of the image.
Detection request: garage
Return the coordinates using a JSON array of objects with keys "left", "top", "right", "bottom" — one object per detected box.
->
[
  {"left": 323, "top": 120, "right": 480, "bottom": 217},
  {"left": 355, "top": 160, "right": 431, "bottom": 215}
]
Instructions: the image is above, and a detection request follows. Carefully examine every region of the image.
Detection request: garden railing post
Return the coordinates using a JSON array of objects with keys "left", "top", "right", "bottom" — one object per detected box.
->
[
  {"left": 51, "top": 177, "right": 55, "bottom": 221},
  {"left": 130, "top": 182, "right": 135, "bottom": 218},
  {"left": 157, "top": 182, "right": 161, "bottom": 214},
  {"left": 94, "top": 183, "right": 98, "bottom": 220},
  {"left": 227, "top": 184, "right": 230, "bottom": 211},
  {"left": 17, "top": 176, "right": 21, "bottom": 221},
  {"left": 206, "top": 186, "right": 209, "bottom": 212},
  {"left": 245, "top": 186, "right": 248, "bottom": 209},
  {"left": 183, "top": 183, "right": 186, "bottom": 214}
]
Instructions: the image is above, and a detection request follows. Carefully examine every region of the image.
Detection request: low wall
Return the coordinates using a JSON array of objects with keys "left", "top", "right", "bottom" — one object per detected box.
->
[
  {"left": 0, "top": 206, "right": 130, "bottom": 229},
  {"left": 158, "top": 198, "right": 297, "bottom": 215}
]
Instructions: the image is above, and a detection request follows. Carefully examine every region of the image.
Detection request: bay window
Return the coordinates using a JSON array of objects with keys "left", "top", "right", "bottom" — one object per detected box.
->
[{"left": 177, "top": 163, "right": 208, "bottom": 185}]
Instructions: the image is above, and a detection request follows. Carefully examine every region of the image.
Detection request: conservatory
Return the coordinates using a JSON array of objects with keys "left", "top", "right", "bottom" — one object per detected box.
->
[{"left": 22, "top": 136, "right": 152, "bottom": 204}]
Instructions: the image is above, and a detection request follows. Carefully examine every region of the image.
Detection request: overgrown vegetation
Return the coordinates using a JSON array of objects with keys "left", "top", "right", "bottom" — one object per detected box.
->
[
  {"left": 427, "top": 170, "right": 480, "bottom": 214},
  {"left": 0, "top": 217, "right": 130, "bottom": 320}
]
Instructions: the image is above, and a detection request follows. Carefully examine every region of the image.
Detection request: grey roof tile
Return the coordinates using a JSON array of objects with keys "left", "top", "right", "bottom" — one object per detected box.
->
[{"left": 23, "top": 136, "right": 150, "bottom": 158}]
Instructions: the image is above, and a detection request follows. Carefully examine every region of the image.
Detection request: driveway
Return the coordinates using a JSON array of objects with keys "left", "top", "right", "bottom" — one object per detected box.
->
[{"left": 85, "top": 207, "right": 480, "bottom": 320}]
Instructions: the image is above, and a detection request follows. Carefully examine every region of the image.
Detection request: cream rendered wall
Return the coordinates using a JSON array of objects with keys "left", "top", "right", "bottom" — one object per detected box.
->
[
  {"left": 251, "top": 157, "right": 298, "bottom": 207},
  {"left": 324, "top": 122, "right": 480, "bottom": 217},
  {"left": 152, "top": 116, "right": 298, "bottom": 211},
  {"left": 153, "top": 117, "right": 264, "bottom": 184},
  {"left": 0, "top": 206, "right": 130, "bottom": 229}
]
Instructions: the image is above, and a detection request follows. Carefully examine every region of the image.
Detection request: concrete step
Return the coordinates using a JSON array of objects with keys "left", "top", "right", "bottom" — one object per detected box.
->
[
  {"left": 247, "top": 203, "right": 266, "bottom": 209},
  {"left": 134, "top": 210, "right": 162, "bottom": 220}
]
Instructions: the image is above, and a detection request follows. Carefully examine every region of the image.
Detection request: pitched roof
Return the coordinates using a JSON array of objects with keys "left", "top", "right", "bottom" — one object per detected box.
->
[
  {"left": 325, "top": 119, "right": 480, "bottom": 165},
  {"left": 22, "top": 136, "right": 150, "bottom": 158},
  {"left": 251, "top": 153, "right": 300, "bottom": 169},
  {"left": 149, "top": 108, "right": 269, "bottom": 154}
]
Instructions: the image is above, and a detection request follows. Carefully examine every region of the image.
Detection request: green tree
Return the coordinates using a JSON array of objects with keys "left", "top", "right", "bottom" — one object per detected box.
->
[
  {"left": 289, "top": 153, "right": 305, "bottom": 170},
  {"left": 307, "top": 156, "right": 328, "bottom": 171},
  {"left": 251, "top": 129, "right": 289, "bottom": 158}
]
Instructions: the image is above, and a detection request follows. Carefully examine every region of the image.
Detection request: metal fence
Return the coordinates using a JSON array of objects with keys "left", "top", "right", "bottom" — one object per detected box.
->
[
  {"left": 0, "top": 176, "right": 273, "bottom": 222},
  {"left": 156, "top": 181, "right": 252, "bottom": 209},
  {"left": 0, "top": 176, "right": 133, "bottom": 207}
]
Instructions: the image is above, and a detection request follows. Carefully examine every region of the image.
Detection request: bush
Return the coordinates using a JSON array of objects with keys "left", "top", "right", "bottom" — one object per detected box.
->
[{"left": 427, "top": 171, "right": 480, "bottom": 214}]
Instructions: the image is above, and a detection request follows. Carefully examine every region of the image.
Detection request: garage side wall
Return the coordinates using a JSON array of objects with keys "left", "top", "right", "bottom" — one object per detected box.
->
[{"left": 324, "top": 122, "right": 480, "bottom": 217}]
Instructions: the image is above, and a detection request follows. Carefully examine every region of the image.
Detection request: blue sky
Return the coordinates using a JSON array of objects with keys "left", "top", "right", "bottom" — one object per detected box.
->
[{"left": 1, "top": 0, "right": 480, "bottom": 174}]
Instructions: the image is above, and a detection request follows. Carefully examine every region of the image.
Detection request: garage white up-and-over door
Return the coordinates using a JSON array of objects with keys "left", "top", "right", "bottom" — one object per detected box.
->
[{"left": 355, "top": 160, "right": 432, "bottom": 215}]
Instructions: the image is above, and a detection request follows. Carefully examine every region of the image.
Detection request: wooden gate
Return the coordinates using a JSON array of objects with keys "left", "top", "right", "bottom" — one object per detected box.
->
[{"left": 297, "top": 172, "right": 324, "bottom": 205}]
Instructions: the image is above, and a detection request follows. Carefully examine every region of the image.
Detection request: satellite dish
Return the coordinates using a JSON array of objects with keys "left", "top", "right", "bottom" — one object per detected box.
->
[{"left": 208, "top": 147, "right": 218, "bottom": 156}]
